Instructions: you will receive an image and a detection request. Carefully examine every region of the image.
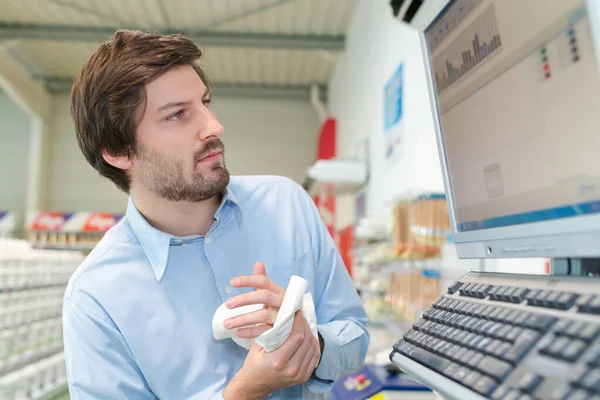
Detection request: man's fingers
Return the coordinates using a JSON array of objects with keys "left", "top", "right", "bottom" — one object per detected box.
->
[
  {"left": 236, "top": 324, "right": 272, "bottom": 339},
  {"left": 268, "top": 311, "right": 306, "bottom": 367},
  {"left": 298, "top": 338, "right": 319, "bottom": 380},
  {"left": 225, "top": 308, "right": 277, "bottom": 329},
  {"left": 286, "top": 314, "right": 314, "bottom": 373},
  {"left": 226, "top": 289, "right": 283, "bottom": 309},
  {"left": 253, "top": 261, "right": 266, "bottom": 276},
  {"left": 230, "top": 275, "right": 284, "bottom": 296}
]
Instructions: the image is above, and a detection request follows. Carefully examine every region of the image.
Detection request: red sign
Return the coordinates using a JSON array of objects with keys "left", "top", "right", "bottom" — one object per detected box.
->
[
  {"left": 82, "top": 213, "right": 122, "bottom": 232},
  {"left": 28, "top": 212, "right": 73, "bottom": 231}
]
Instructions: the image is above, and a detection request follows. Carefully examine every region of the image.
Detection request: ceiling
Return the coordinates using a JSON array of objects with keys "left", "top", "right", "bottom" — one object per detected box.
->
[{"left": 0, "top": 0, "right": 359, "bottom": 100}]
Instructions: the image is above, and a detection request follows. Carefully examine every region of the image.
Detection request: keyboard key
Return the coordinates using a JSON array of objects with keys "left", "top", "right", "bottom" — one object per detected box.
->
[
  {"left": 567, "top": 389, "right": 592, "bottom": 400},
  {"left": 541, "top": 336, "right": 570, "bottom": 358},
  {"left": 468, "top": 352, "right": 484, "bottom": 368},
  {"left": 497, "top": 324, "right": 513, "bottom": 340},
  {"left": 452, "top": 366, "right": 471, "bottom": 382},
  {"left": 488, "top": 285, "right": 501, "bottom": 300},
  {"left": 550, "top": 385, "right": 572, "bottom": 400},
  {"left": 462, "top": 370, "right": 482, "bottom": 388},
  {"left": 448, "top": 281, "right": 463, "bottom": 294},
  {"left": 496, "top": 308, "right": 512, "bottom": 322},
  {"left": 493, "top": 342, "right": 511, "bottom": 359},
  {"left": 504, "top": 330, "right": 539, "bottom": 364},
  {"left": 576, "top": 293, "right": 595, "bottom": 313},
  {"left": 454, "top": 347, "right": 468, "bottom": 361},
  {"left": 471, "top": 283, "right": 484, "bottom": 297},
  {"left": 502, "top": 286, "right": 518, "bottom": 302},
  {"left": 518, "top": 394, "right": 536, "bottom": 400},
  {"left": 480, "top": 306, "right": 495, "bottom": 320},
  {"left": 506, "top": 327, "right": 522, "bottom": 343},
  {"left": 525, "top": 314, "right": 556, "bottom": 332},
  {"left": 503, "top": 389, "right": 522, "bottom": 400},
  {"left": 410, "top": 347, "right": 452, "bottom": 373},
  {"left": 495, "top": 286, "right": 509, "bottom": 302},
  {"left": 492, "top": 386, "right": 511, "bottom": 400},
  {"left": 486, "top": 339, "right": 503, "bottom": 355},
  {"left": 489, "top": 307, "right": 503, "bottom": 321},
  {"left": 473, "top": 376, "right": 498, "bottom": 397},
  {"left": 462, "top": 282, "right": 476, "bottom": 297},
  {"left": 413, "top": 319, "right": 427, "bottom": 332},
  {"left": 556, "top": 292, "right": 578, "bottom": 310},
  {"left": 517, "top": 373, "right": 544, "bottom": 393},
  {"left": 566, "top": 321, "right": 585, "bottom": 338},
  {"left": 478, "top": 284, "right": 492, "bottom": 298},
  {"left": 588, "top": 297, "right": 600, "bottom": 315},
  {"left": 576, "top": 368, "right": 600, "bottom": 392},
  {"left": 526, "top": 289, "right": 542, "bottom": 305},
  {"left": 476, "top": 337, "right": 493, "bottom": 351},
  {"left": 578, "top": 324, "right": 600, "bottom": 342},
  {"left": 477, "top": 355, "right": 512, "bottom": 381},
  {"left": 443, "top": 362, "right": 460, "bottom": 378},
  {"left": 460, "top": 349, "right": 476, "bottom": 365},
  {"left": 545, "top": 291, "right": 563, "bottom": 308},
  {"left": 485, "top": 322, "right": 503, "bottom": 337},
  {"left": 511, "top": 287, "right": 530, "bottom": 303},
  {"left": 561, "top": 339, "right": 586, "bottom": 362},
  {"left": 512, "top": 312, "right": 530, "bottom": 327},
  {"left": 504, "top": 309, "right": 522, "bottom": 325}
]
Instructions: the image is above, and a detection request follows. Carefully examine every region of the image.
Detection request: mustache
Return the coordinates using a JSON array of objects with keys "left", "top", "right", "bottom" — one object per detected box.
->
[{"left": 194, "top": 139, "right": 224, "bottom": 163}]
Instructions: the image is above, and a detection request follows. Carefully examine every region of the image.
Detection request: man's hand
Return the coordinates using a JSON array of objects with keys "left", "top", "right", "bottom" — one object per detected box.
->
[
  {"left": 223, "top": 310, "right": 321, "bottom": 400},
  {"left": 224, "top": 262, "right": 285, "bottom": 339}
]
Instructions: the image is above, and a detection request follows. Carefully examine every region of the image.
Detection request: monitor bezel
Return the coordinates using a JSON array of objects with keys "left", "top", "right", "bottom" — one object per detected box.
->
[{"left": 418, "top": 0, "right": 600, "bottom": 259}]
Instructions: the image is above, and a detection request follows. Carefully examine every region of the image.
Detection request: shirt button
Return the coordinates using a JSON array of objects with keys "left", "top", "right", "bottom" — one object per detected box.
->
[
  {"left": 224, "top": 286, "right": 232, "bottom": 294},
  {"left": 205, "top": 236, "right": 212, "bottom": 245}
]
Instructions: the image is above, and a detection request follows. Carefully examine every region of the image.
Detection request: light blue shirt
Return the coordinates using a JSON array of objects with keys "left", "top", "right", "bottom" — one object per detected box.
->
[{"left": 62, "top": 175, "right": 369, "bottom": 399}]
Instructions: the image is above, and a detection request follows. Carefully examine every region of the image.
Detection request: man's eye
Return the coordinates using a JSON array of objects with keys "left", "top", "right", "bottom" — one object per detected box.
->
[
  {"left": 203, "top": 99, "right": 211, "bottom": 106},
  {"left": 167, "top": 110, "right": 185, "bottom": 121}
]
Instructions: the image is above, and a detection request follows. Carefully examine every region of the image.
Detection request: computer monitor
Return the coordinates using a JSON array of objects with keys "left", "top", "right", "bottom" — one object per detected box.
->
[{"left": 419, "top": 0, "right": 600, "bottom": 259}]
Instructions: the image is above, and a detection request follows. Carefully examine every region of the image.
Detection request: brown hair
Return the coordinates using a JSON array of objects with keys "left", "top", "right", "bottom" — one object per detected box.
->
[{"left": 70, "top": 29, "right": 212, "bottom": 193}]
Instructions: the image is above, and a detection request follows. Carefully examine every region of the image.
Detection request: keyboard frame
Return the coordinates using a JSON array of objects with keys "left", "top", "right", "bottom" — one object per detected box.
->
[{"left": 389, "top": 271, "right": 600, "bottom": 400}]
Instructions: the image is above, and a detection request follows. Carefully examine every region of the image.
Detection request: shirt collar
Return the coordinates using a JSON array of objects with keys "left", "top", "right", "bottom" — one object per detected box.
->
[{"left": 126, "top": 186, "right": 242, "bottom": 282}]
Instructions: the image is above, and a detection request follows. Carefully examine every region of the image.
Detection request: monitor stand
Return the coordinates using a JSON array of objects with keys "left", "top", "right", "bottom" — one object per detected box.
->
[{"left": 550, "top": 258, "right": 600, "bottom": 276}]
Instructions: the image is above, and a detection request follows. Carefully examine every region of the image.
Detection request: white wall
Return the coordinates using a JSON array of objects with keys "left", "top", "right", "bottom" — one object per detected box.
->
[
  {"left": 0, "top": 92, "right": 31, "bottom": 234},
  {"left": 46, "top": 94, "right": 319, "bottom": 212},
  {"left": 329, "top": 0, "right": 444, "bottom": 229}
]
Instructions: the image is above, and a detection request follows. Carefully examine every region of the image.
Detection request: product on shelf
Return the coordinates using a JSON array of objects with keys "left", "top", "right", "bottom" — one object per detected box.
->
[
  {"left": 0, "top": 352, "right": 67, "bottom": 400},
  {"left": 0, "top": 238, "right": 84, "bottom": 399},
  {"left": 391, "top": 194, "right": 451, "bottom": 259},
  {"left": 26, "top": 211, "right": 123, "bottom": 250},
  {"left": 0, "top": 212, "right": 16, "bottom": 238}
]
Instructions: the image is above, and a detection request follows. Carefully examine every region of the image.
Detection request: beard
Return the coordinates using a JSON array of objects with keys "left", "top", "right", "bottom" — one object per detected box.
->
[{"left": 135, "top": 139, "right": 230, "bottom": 202}]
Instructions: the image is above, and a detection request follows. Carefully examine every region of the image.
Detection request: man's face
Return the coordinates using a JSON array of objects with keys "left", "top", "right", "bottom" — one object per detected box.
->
[{"left": 131, "top": 65, "right": 229, "bottom": 202}]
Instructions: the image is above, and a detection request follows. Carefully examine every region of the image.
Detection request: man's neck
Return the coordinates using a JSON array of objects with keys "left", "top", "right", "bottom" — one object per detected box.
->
[{"left": 130, "top": 186, "right": 222, "bottom": 237}]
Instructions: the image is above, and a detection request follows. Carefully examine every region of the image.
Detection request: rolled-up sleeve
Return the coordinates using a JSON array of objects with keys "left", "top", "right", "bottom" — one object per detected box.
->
[
  {"left": 298, "top": 188, "right": 370, "bottom": 393},
  {"left": 62, "top": 297, "right": 157, "bottom": 400}
]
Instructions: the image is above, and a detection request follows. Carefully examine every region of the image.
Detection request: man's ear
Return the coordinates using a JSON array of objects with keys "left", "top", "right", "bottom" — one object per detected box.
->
[{"left": 102, "top": 149, "right": 132, "bottom": 171}]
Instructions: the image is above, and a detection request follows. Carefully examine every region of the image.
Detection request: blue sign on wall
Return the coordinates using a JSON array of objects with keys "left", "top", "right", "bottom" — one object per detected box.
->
[
  {"left": 384, "top": 62, "right": 405, "bottom": 162},
  {"left": 384, "top": 63, "right": 404, "bottom": 131}
]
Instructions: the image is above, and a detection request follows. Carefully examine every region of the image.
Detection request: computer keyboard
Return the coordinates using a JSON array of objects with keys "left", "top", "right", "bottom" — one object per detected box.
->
[{"left": 389, "top": 272, "right": 600, "bottom": 400}]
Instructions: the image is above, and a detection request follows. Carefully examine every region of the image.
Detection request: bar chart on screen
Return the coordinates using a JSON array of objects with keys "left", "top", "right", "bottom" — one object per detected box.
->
[{"left": 433, "top": 4, "right": 502, "bottom": 94}]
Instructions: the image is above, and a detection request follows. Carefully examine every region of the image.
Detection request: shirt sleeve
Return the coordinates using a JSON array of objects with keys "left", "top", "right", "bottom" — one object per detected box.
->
[
  {"left": 297, "top": 187, "right": 370, "bottom": 394},
  {"left": 62, "top": 297, "right": 157, "bottom": 400}
]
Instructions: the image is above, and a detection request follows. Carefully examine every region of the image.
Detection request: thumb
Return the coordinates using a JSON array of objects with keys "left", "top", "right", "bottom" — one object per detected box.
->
[{"left": 253, "top": 261, "right": 266, "bottom": 276}]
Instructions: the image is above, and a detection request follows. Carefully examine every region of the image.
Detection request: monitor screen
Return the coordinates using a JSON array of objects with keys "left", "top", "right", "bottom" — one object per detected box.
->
[{"left": 424, "top": 0, "right": 600, "bottom": 233}]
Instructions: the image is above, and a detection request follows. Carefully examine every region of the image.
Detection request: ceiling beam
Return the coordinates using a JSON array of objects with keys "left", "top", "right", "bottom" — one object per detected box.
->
[
  {"left": 41, "top": 76, "right": 327, "bottom": 101},
  {"left": 0, "top": 23, "right": 345, "bottom": 51}
]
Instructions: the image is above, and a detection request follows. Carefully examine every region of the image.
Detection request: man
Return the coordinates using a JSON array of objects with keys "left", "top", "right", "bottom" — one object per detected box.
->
[{"left": 63, "top": 29, "right": 369, "bottom": 399}]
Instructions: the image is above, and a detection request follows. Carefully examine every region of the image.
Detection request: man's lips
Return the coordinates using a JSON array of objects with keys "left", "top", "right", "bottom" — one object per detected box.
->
[{"left": 198, "top": 151, "right": 223, "bottom": 163}]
